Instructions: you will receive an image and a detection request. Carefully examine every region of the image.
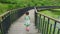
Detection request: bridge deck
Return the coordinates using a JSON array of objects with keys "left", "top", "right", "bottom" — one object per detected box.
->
[{"left": 8, "top": 9, "right": 40, "bottom": 34}]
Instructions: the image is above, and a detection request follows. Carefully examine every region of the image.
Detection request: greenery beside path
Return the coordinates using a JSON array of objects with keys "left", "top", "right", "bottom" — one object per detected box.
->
[
  {"left": 40, "top": 9, "right": 60, "bottom": 19},
  {"left": 0, "top": 0, "right": 60, "bottom": 15}
]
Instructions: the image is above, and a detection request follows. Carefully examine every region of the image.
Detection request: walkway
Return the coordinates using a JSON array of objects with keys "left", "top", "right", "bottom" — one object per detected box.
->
[{"left": 8, "top": 9, "right": 40, "bottom": 34}]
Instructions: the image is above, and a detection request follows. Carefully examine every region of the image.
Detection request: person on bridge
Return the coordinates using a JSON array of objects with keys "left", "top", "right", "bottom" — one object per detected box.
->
[{"left": 24, "top": 12, "right": 30, "bottom": 32}]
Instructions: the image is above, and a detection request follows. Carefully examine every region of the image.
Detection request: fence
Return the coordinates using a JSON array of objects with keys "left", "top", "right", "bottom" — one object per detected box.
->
[
  {"left": 0, "top": 7, "right": 34, "bottom": 34},
  {"left": 0, "top": 6, "right": 60, "bottom": 34},
  {"left": 35, "top": 8, "right": 60, "bottom": 34},
  {"left": 0, "top": 9, "right": 22, "bottom": 34}
]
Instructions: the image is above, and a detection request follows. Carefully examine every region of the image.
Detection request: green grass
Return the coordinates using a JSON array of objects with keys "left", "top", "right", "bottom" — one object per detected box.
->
[
  {"left": 53, "top": 9, "right": 60, "bottom": 11},
  {"left": 40, "top": 10, "right": 60, "bottom": 19},
  {"left": 0, "top": 3, "right": 8, "bottom": 15}
]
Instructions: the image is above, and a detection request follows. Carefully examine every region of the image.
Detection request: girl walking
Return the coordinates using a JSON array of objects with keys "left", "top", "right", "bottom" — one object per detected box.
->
[{"left": 24, "top": 12, "right": 30, "bottom": 32}]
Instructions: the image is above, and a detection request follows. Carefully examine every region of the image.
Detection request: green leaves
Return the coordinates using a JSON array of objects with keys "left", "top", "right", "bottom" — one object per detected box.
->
[{"left": 0, "top": 0, "right": 60, "bottom": 15}]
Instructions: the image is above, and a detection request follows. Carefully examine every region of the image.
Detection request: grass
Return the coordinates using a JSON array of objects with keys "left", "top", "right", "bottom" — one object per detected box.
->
[{"left": 40, "top": 10, "right": 60, "bottom": 19}]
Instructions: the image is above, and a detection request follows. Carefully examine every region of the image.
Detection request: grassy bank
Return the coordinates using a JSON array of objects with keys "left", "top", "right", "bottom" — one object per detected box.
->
[{"left": 40, "top": 9, "right": 60, "bottom": 19}]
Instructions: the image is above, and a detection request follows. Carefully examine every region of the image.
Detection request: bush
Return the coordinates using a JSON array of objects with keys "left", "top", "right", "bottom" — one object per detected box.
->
[{"left": 0, "top": 0, "right": 60, "bottom": 14}]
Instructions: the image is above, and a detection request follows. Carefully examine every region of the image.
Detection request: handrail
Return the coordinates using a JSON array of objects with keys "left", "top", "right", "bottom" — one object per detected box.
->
[
  {"left": 0, "top": 6, "right": 60, "bottom": 19},
  {"left": 1, "top": 6, "right": 60, "bottom": 17},
  {"left": 0, "top": 8, "right": 22, "bottom": 17},
  {"left": 0, "top": 8, "right": 22, "bottom": 22},
  {"left": 0, "top": 6, "right": 60, "bottom": 34},
  {"left": 35, "top": 7, "right": 60, "bottom": 34},
  {"left": 0, "top": 7, "right": 28, "bottom": 34},
  {"left": 0, "top": 11, "right": 10, "bottom": 22},
  {"left": 36, "top": 12, "right": 60, "bottom": 23},
  {"left": 35, "top": 7, "right": 60, "bottom": 23},
  {"left": 0, "top": 6, "right": 60, "bottom": 23},
  {"left": 0, "top": 11, "right": 9, "bottom": 17}
]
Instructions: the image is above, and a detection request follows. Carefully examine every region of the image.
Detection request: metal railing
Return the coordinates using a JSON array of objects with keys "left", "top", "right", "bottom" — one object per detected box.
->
[
  {"left": 0, "top": 9, "right": 22, "bottom": 34},
  {"left": 35, "top": 8, "right": 60, "bottom": 34},
  {"left": 0, "top": 7, "right": 34, "bottom": 34},
  {"left": 0, "top": 6, "right": 60, "bottom": 34}
]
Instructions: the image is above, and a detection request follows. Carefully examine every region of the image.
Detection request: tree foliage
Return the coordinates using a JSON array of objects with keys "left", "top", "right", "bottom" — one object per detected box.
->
[{"left": 0, "top": 0, "right": 60, "bottom": 14}]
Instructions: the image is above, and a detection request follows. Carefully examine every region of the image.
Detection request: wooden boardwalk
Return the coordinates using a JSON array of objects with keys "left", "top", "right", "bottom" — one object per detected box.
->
[{"left": 8, "top": 9, "right": 40, "bottom": 34}]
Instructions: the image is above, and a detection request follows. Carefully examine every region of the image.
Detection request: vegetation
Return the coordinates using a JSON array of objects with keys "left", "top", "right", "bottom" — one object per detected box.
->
[
  {"left": 0, "top": 0, "right": 60, "bottom": 15},
  {"left": 39, "top": 9, "right": 60, "bottom": 19}
]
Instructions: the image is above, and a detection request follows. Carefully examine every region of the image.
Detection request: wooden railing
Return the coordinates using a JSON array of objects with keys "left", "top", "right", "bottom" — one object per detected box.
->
[
  {"left": 0, "top": 6, "right": 60, "bottom": 34},
  {"left": 35, "top": 7, "right": 60, "bottom": 34},
  {"left": 0, "top": 7, "right": 34, "bottom": 34}
]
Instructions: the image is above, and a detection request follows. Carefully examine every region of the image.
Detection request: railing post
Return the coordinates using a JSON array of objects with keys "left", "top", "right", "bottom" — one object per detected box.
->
[
  {"left": 53, "top": 21, "right": 57, "bottom": 34},
  {"left": 57, "top": 29, "right": 60, "bottom": 34},
  {"left": 35, "top": 11, "right": 37, "bottom": 28},
  {"left": 44, "top": 19, "right": 47, "bottom": 34},
  {"left": 35, "top": 11, "right": 36, "bottom": 26},
  {"left": 0, "top": 16, "right": 4, "bottom": 34},
  {"left": 41, "top": 17, "right": 43, "bottom": 34},
  {"left": 34, "top": 7, "right": 38, "bottom": 28},
  {"left": 40, "top": 14, "right": 42, "bottom": 33},
  {"left": 0, "top": 22, "right": 4, "bottom": 34},
  {"left": 42, "top": 16, "right": 45, "bottom": 34},
  {"left": 36, "top": 13, "right": 39, "bottom": 29},
  {"left": 44, "top": 20, "right": 47, "bottom": 34},
  {"left": 37, "top": 14, "right": 41, "bottom": 32},
  {"left": 46, "top": 18, "right": 50, "bottom": 34},
  {"left": 49, "top": 24, "right": 52, "bottom": 34},
  {"left": 39, "top": 14, "right": 41, "bottom": 32}
]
